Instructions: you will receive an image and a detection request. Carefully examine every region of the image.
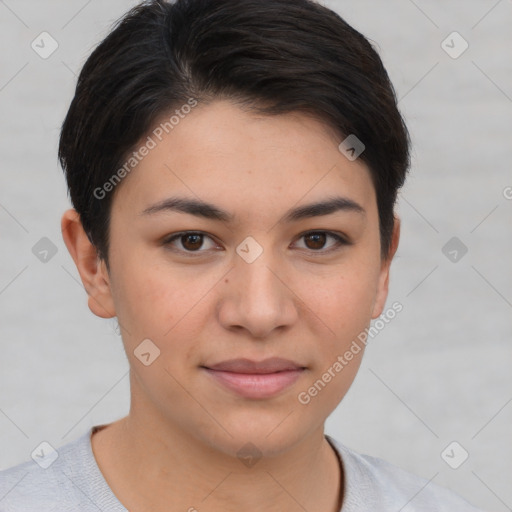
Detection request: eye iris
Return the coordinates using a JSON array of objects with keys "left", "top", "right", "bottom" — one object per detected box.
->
[
  {"left": 304, "top": 232, "right": 326, "bottom": 250},
  {"left": 182, "top": 234, "right": 203, "bottom": 250}
]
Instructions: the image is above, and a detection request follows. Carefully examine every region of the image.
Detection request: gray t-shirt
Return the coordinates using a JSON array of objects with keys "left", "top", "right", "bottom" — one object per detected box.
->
[{"left": 0, "top": 424, "right": 484, "bottom": 511}]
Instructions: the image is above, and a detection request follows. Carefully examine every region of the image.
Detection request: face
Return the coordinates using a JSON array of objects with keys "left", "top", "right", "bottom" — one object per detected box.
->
[{"left": 79, "top": 99, "right": 398, "bottom": 457}]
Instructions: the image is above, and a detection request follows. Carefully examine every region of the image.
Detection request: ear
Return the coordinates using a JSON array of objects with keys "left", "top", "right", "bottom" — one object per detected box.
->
[
  {"left": 61, "top": 208, "right": 116, "bottom": 319},
  {"left": 371, "top": 216, "right": 400, "bottom": 319}
]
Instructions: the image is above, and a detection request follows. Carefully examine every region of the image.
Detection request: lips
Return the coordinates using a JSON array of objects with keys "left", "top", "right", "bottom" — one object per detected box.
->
[
  {"left": 203, "top": 357, "right": 305, "bottom": 374},
  {"left": 201, "top": 357, "right": 306, "bottom": 399}
]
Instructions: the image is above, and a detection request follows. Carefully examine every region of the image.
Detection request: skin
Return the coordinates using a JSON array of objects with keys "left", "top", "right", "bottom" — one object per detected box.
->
[{"left": 61, "top": 99, "right": 400, "bottom": 512}]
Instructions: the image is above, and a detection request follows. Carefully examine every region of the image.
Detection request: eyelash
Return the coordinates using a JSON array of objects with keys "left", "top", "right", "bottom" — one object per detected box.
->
[{"left": 162, "top": 230, "right": 350, "bottom": 256}]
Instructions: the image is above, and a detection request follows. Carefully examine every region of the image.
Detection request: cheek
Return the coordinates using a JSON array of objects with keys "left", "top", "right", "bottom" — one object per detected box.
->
[
  {"left": 109, "top": 257, "right": 179, "bottom": 343},
  {"left": 293, "top": 269, "right": 375, "bottom": 415},
  {"left": 112, "top": 259, "right": 216, "bottom": 361},
  {"left": 294, "top": 263, "right": 379, "bottom": 340}
]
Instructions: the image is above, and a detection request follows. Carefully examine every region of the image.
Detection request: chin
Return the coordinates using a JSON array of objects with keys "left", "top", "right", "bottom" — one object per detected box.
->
[{"left": 199, "top": 409, "right": 309, "bottom": 459}]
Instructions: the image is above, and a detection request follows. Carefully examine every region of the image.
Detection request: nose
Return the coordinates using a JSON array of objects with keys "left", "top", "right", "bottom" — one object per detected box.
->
[{"left": 217, "top": 244, "right": 299, "bottom": 339}]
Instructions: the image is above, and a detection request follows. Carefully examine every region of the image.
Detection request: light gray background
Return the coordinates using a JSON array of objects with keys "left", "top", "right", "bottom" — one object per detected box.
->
[{"left": 1, "top": 1, "right": 511, "bottom": 510}]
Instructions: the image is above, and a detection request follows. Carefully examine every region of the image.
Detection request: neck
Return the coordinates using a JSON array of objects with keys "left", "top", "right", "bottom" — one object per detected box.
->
[{"left": 91, "top": 399, "right": 343, "bottom": 512}]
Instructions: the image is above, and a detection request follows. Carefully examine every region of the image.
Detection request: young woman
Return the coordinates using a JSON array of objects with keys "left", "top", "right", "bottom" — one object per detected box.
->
[{"left": 0, "top": 1, "right": 484, "bottom": 510}]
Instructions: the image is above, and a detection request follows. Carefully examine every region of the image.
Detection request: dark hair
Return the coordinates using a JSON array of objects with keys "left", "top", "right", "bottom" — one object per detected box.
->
[{"left": 59, "top": 0, "right": 410, "bottom": 270}]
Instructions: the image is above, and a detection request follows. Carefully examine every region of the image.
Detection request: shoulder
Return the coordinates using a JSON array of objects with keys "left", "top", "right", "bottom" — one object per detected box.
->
[
  {"left": 0, "top": 429, "right": 98, "bottom": 511},
  {"left": 0, "top": 457, "right": 62, "bottom": 512},
  {"left": 326, "top": 436, "right": 485, "bottom": 512}
]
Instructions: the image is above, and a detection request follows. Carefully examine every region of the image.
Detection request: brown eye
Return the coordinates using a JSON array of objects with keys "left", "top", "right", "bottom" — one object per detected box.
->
[
  {"left": 294, "top": 231, "right": 348, "bottom": 253},
  {"left": 180, "top": 233, "right": 203, "bottom": 251},
  {"left": 303, "top": 232, "right": 327, "bottom": 250},
  {"left": 163, "top": 232, "right": 218, "bottom": 254}
]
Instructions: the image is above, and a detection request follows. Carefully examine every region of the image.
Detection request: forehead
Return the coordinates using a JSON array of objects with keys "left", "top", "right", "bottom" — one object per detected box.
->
[{"left": 111, "top": 100, "right": 376, "bottom": 221}]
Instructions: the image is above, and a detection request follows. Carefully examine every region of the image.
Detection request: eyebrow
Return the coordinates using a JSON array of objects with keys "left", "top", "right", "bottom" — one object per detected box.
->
[{"left": 140, "top": 195, "right": 366, "bottom": 223}]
